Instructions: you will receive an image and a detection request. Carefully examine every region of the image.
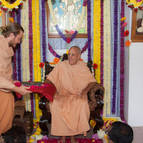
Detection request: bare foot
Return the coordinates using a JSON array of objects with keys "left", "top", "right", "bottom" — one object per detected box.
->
[
  {"left": 0, "top": 135, "right": 5, "bottom": 143},
  {"left": 58, "top": 136, "right": 66, "bottom": 143}
]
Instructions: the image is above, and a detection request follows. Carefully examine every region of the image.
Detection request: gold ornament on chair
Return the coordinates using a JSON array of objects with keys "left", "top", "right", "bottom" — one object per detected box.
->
[{"left": 0, "top": 0, "right": 24, "bottom": 12}]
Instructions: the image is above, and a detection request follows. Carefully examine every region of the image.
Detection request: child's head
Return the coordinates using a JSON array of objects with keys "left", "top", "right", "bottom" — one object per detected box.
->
[{"left": 107, "top": 121, "right": 133, "bottom": 143}]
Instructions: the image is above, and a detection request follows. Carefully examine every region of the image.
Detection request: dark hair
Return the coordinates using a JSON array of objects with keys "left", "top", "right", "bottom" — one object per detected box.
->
[
  {"left": 0, "top": 23, "right": 24, "bottom": 38},
  {"left": 108, "top": 121, "right": 133, "bottom": 143}
]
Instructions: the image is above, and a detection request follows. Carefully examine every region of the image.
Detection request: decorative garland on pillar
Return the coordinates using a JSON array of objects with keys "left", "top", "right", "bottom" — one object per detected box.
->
[
  {"left": 126, "top": 0, "right": 143, "bottom": 10},
  {"left": 87, "top": 0, "right": 91, "bottom": 62},
  {"left": 120, "top": 0, "right": 125, "bottom": 120},
  {"left": 0, "top": 0, "right": 24, "bottom": 12},
  {"left": 112, "top": 0, "right": 118, "bottom": 114}
]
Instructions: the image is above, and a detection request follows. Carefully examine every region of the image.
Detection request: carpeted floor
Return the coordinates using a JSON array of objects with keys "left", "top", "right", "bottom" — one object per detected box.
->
[
  {"left": 132, "top": 126, "right": 143, "bottom": 143},
  {"left": 37, "top": 138, "right": 102, "bottom": 143},
  {"left": 40, "top": 126, "right": 143, "bottom": 143}
]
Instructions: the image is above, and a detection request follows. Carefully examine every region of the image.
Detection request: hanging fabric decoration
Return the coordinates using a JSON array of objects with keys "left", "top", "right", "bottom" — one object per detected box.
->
[{"left": 0, "top": 0, "right": 24, "bottom": 12}]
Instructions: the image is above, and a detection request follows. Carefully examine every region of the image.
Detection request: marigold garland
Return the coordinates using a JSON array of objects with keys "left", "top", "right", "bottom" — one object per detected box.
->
[
  {"left": 126, "top": 0, "right": 143, "bottom": 9},
  {"left": 93, "top": 0, "right": 101, "bottom": 83},
  {"left": 0, "top": 0, "right": 24, "bottom": 11}
]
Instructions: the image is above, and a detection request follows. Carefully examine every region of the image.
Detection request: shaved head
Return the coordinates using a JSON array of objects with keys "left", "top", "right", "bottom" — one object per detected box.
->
[
  {"left": 69, "top": 46, "right": 81, "bottom": 55},
  {"left": 68, "top": 46, "right": 81, "bottom": 65}
]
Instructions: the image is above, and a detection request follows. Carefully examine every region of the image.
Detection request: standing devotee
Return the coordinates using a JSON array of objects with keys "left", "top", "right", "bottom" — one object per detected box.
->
[
  {"left": 0, "top": 23, "right": 31, "bottom": 141},
  {"left": 46, "top": 46, "right": 97, "bottom": 143}
]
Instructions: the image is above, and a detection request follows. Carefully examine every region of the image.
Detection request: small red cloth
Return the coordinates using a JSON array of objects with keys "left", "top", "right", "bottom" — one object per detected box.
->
[
  {"left": 29, "top": 83, "right": 56, "bottom": 102},
  {"left": 14, "top": 82, "right": 56, "bottom": 102}
]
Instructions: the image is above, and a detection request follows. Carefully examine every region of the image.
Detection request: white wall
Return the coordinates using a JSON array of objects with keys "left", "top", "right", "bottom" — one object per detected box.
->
[
  {"left": 128, "top": 43, "right": 143, "bottom": 126},
  {"left": 124, "top": 6, "right": 143, "bottom": 127}
]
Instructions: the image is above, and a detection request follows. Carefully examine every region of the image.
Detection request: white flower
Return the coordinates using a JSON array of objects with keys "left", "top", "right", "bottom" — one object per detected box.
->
[{"left": 97, "top": 129, "right": 106, "bottom": 139}]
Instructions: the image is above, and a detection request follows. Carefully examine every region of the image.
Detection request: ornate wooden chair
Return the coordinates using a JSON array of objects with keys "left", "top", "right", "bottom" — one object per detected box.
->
[{"left": 38, "top": 57, "right": 104, "bottom": 135}]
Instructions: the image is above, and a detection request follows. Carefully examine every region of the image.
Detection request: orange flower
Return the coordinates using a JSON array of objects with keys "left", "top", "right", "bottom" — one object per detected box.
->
[
  {"left": 125, "top": 40, "right": 131, "bottom": 47},
  {"left": 9, "top": 17, "right": 14, "bottom": 23},
  {"left": 53, "top": 57, "right": 60, "bottom": 64},
  {"left": 39, "top": 62, "right": 44, "bottom": 68},
  {"left": 120, "top": 17, "right": 126, "bottom": 21}
]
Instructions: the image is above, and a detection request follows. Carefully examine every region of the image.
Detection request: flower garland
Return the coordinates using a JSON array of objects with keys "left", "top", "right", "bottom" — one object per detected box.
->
[
  {"left": 21, "top": 1, "right": 30, "bottom": 82},
  {"left": 112, "top": 0, "right": 118, "bottom": 114},
  {"left": 103, "top": 0, "right": 111, "bottom": 116},
  {"left": 120, "top": 0, "right": 126, "bottom": 120},
  {"left": 28, "top": 0, "right": 33, "bottom": 82},
  {"left": 93, "top": 0, "right": 101, "bottom": 83},
  {"left": 21, "top": 0, "right": 31, "bottom": 112},
  {"left": 41, "top": 0, "right": 46, "bottom": 62},
  {"left": 126, "top": 0, "right": 143, "bottom": 10},
  {"left": 100, "top": 0, "right": 104, "bottom": 85},
  {"left": 13, "top": 52, "right": 17, "bottom": 80},
  {"left": 32, "top": 0, "right": 42, "bottom": 121},
  {"left": 0, "top": 0, "right": 24, "bottom": 12},
  {"left": 87, "top": 0, "right": 91, "bottom": 62},
  {"left": 48, "top": 43, "right": 61, "bottom": 58},
  {"left": 48, "top": 41, "right": 88, "bottom": 58},
  {"left": 55, "top": 25, "right": 78, "bottom": 44},
  {"left": 15, "top": 9, "right": 21, "bottom": 81}
]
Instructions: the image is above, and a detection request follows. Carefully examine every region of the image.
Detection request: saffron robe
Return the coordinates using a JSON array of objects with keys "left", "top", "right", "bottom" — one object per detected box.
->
[
  {"left": 0, "top": 35, "right": 15, "bottom": 135},
  {"left": 47, "top": 60, "right": 96, "bottom": 136}
]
